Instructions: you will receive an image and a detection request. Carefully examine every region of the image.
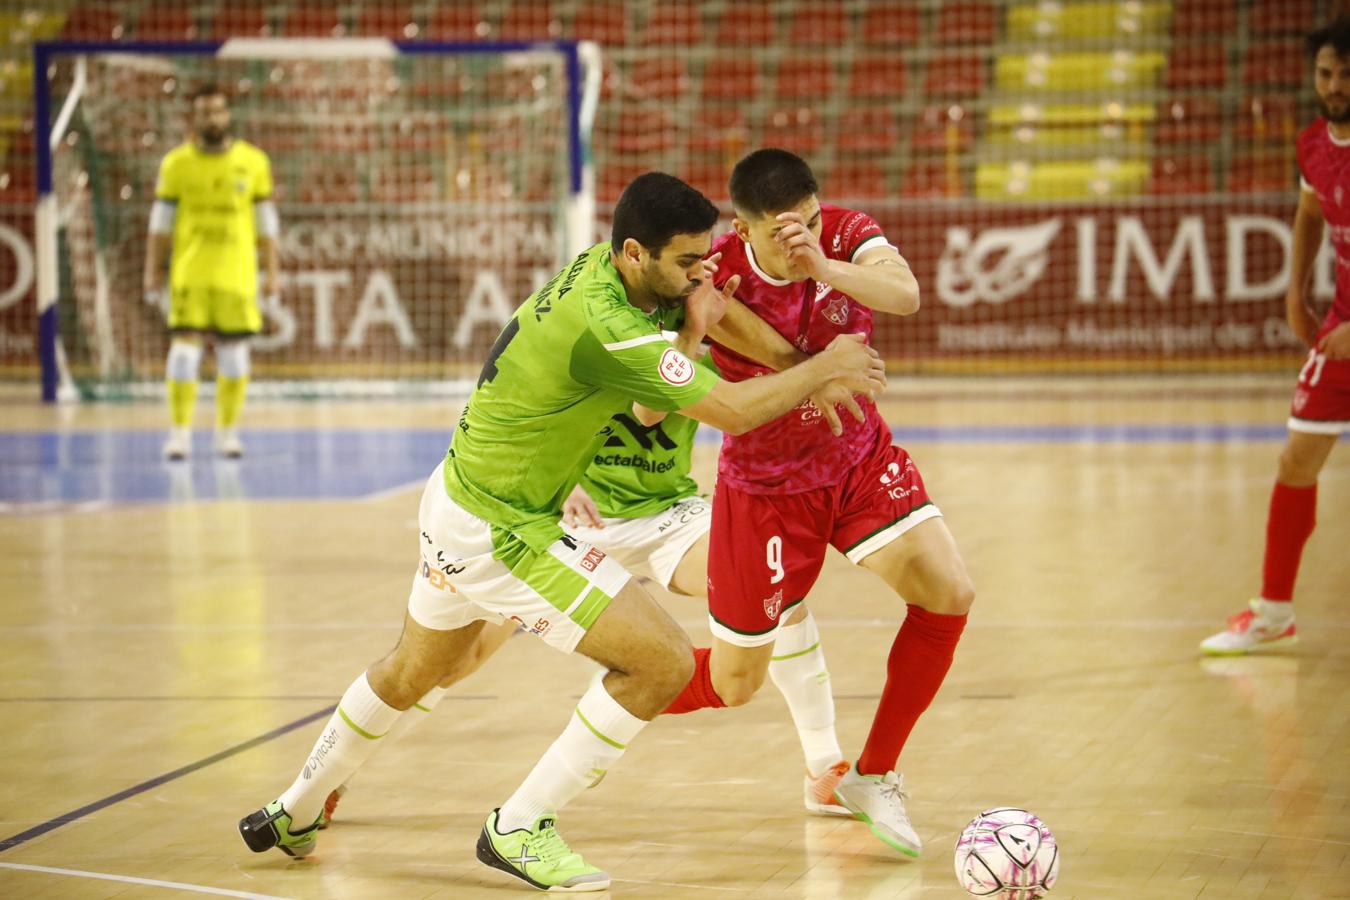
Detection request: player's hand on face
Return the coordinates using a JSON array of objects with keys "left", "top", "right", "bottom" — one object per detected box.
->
[
  {"left": 810, "top": 384, "right": 867, "bottom": 437},
  {"left": 1317, "top": 321, "right": 1350, "bottom": 359},
  {"left": 562, "top": 485, "right": 604, "bottom": 530},
  {"left": 822, "top": 333, "right": 887, "bottom": 398},
  {"left": 685, "top": 262, "right": 738, "bottom": 337},
  {"left": 774, "top": 212, "right": 829, "bottom": 281}
]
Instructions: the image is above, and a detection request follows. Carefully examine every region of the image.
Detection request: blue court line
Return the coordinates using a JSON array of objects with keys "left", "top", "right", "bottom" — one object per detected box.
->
[{"left": 0, "top": 704, "right": 334, "bottom": 853}]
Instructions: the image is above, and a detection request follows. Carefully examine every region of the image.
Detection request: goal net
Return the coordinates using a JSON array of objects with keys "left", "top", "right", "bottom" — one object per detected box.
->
[{"left": 35, "top": 37, "right": 597, "bottom": 400}]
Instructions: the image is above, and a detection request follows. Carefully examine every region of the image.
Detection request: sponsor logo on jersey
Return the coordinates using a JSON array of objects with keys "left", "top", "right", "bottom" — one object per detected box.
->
[
  {"left": 813, "top": 281, "right": 832, "bottom": 303},
  {"left": 510, "top": 614, "right": 552, "bottom": 637},
  {"left": 419, "top": 559, "right": 459, "bottom": 593},
  {"left": 579, "top": 547, "right": 606, "bottom": 572},
  {"left": 763, "top": 588, "right": 784, "bottom": 621},
  {"left": 659, "top": 347, "right": 695, "bottom": 385},
  {"left": 822, "top": 295, "right": 849, "bottom": 325}
]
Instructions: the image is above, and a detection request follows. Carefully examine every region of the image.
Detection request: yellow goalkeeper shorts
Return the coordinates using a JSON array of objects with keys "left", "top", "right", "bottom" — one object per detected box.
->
[{"left": 168, "top": 284, "right": 261, "bottom": 335}]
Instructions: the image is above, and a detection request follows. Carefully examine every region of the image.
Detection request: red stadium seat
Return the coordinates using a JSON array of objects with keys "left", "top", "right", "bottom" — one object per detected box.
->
[
  {"left": 860, "top": 2, "right": 923, "bottom": 45},
  {"left": 901, "top": 160, "right": 964, "bottom": 198},
  {"left": 598, "top": 163, "right": 648, "bottom": 204},
  {"left": 923, "top": 52, "right": 986, "bottom": 97},
  {"left": 682, "top": 161, "right": 732, "bottom": 202},
  {"left": 848, "top": 55, "right": 909, "bottom": 99},
  {"left": 1228, "top": 151, "right": 1296, "bottom": 193},
  {"left": 424, "top": 5, "right": 489, "bottom": 40},
  {"left": 702, "top": 56, "right": 763, "bottom": 102},
  {"left": 208, "top": 2, "right": 271, "bottom": 37},
  {"left": 498, "top": 0, "right": 563, "bottom": 40},
  {"left": 1236, "top": 93, "right": 1303, "bottom": 144},
  {"left": 642, "top": 2, "right": 702, "bottom": 45},
  {"left": 714, "top": 1, "right": 778, "bottom": 45},
  {"left": 355, "top": 4, "right": 418, "bottom": 39},
  {"left": 61, "top": 4, "right": 126, "bottom": 39},
  {"left": 1170, "top": 0, "right": 1235, "bottom": 35},
  {"left": 627, "top": 57, "right": 690, "bottom": 100},
  {"left": 0, "top": 164, "right": 36, "bottom": 205},
  {"left": 282, "top": 3, "right": 347, "bottom": 37},
  {"left": 761, "top": 107, "right": 826, "bottom": 155},
  {"left": 604, "top": 106, "right": 677, "bottom": 154},
  {"left": 134, "top": 4, "right": 199, "bottom": 40},
  {"left": 774, "top": 58, "right": 837, "bottom": 100},
  {"left": 1166, "top": 43, "right": 1227, "bottom": 90},
  {"left": 837, "top": 109, "right": 901, "bottom": 155},
  {"left": 686, "top": 108, "right": 751, "bottom": 155},
  {"left": 1249, "top": 0, "right": 1315, "bottom": 35},
  {"left": 297, "top": 166, "right": 360, "bottom": 204},
  {"left": 572, "top": 1, "right": 629, "bottom": 46},
  {"left": 1151, "top": 156, "right": 1213, "bottom": 195},
  {"left": 786, "top": 4, "right": 852, "bottom": 46},
  {"left": 935, "top": 2, "right": 998, "bottom": 44},
  {"left": 1243, "top": 39, "right": 1307, "bottom": 88},
  {"left": 1155, "top": 96, "right": 1222, "bottom": 144},
  {"left": 910, "top": 103, "right": 974, "bottom": 153},
  {"left": 829, "top": 161, "right": 891, "bottom": 199}
]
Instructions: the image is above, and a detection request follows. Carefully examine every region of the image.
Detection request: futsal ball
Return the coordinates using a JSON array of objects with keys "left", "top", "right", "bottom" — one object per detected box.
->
[{"left": 954, "top": 807, "right": 1059, "bottom": 898}]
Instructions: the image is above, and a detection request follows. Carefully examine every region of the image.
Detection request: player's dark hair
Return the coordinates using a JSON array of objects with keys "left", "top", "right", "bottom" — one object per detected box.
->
[
  {"left": 1308, "top": 16, "right": 1350, "bottom": 59},
  {"left": 188, "top": 82, "right": 228, "bottom": 103},
  {"left": 729, "top": 148, "right": 819, "bottom": 218},
  {"left": 611, "top": 172, "right": 719, "bottom": 256}
]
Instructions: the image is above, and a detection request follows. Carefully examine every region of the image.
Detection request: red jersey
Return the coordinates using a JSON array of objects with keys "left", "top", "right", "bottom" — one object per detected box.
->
[
  {"left": 709, "top": 204, "right": 897, "bottom": 495},
  {"left": 1296, "top": 118, "right": 1350, "bottom": 329}
]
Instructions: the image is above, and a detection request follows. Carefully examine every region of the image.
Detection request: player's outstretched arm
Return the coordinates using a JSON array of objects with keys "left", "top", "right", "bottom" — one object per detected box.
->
[
  {"left": 1287, "top": 186, "right": 1326, "bottom": 347},
  {"left": 774, "top": 211, "right": 920, "bottom": 316},
  {"left": 678, "top": 334, "right": 885, "bottom": 436}
]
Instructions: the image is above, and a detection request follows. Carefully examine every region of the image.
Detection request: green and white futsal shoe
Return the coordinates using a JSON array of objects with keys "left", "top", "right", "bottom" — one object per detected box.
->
[
  {"left": 475, "top": 809, "right": 610, "bottom": 892},
  {"left": 238, "top": 800, "right": 322, "bottom": 858}
]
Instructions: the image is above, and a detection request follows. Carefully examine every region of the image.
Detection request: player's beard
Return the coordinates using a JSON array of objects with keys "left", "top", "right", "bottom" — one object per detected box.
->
[
  {"left": 197, "top": 125, "right": 228, "bottom": 149},
  {"left": 1320, "top": 95, "right": 1350, "bottom": 124}
]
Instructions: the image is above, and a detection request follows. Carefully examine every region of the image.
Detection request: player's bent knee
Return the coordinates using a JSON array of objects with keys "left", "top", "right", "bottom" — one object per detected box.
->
[{"left": 714, "top": 673, "right": 761, "bottom": 707}]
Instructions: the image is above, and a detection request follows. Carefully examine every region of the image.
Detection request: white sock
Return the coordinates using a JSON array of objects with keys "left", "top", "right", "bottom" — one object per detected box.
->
[
  {"left": 496, "top": 674, "right": 646, "bottom": 833},
  {"left": 769, "top": 612, "right": 843, "bottom": 776},
  {"left": 278, "top": 672, "right": 402, "bottom": 827},
  {"left": 340, "top": 685, "right": 450, "bottom": 792},
  {"left": 1257, "top": 599, "right": 1294, "bottom": 624}
]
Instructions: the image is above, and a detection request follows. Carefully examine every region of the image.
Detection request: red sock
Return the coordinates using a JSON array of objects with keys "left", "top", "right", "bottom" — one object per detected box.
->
[
  {"left": 857, "top": 605, "right": 966, "bottom": 776},
  {"left": 661, "top": 647, "right": 726, "bottom": 715},
  {"left": 1260, "top": 481, "right": 1317, "bottom": 602}
]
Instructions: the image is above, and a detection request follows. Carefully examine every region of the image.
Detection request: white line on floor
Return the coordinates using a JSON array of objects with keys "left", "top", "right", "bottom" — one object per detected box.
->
[{"left": 0, "top": 862, "right": 294, "bottom": 899}]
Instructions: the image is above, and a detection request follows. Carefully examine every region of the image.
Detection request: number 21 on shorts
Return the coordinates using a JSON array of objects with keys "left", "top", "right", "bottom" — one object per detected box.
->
[{"left": 766, "top": 535, "right": 784, "bottom": 584}]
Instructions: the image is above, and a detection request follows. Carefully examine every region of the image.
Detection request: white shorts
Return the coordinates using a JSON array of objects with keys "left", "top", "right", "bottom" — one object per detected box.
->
[
  {"left": 406, "top": 463, "right": 632, "bottom": 653},
  {"left": 567, "top": 495, "right": 712, "bottom": 590}
]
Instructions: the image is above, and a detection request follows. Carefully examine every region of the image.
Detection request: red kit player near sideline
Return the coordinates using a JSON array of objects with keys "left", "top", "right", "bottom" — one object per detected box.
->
[
  {"left": 1201, "top": 19, "right": 1350, "bottom": 655},
  {"left": 664, "top": 149, "right": 975, "bottom": 857}
]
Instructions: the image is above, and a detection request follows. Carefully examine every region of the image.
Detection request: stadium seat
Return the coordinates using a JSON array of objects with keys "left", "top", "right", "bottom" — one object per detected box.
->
[
  {"left": 281, "top": 3, "right": 347, "bottom": 38},
  {"left": 1166, "top": 43, "right": 1227, "bottom": 90},
  {"left": 1171, "top": 0, "right": 1234, "bottom": 34},
  {"left": 837, "top": 109, "right": 900, "bottom": 155},
  {"left": 604, "top": 106, "right": 677, "bottom": 154},
  {"left": 977, "top": 159, "right": 1148, "bottom": 200},
  {"left": 848, "top": 55, "right": 908, "bottom": 99},
  {"left": 627, "top": 57, "right": 689, "bottom": 100},
  {"left": 910, "top": 103, "right": 973, "bottom": 153},
  {"left": 60, "top": 4, "right": 125, "bottom": 39},
  {"left": 571, "top": 1, "right": 629, "bottom": 46},
  {"left": 761, "top": 107, "right": 825, "bottom": 155},
  {"left": 355, "top": 4, "right": 419, "bottom": 39},
  {"left": 774, "top": 58, "right": 837, "bottom": 100},
  {"left": 424, "top": 5, "right": 489, "bottom": 40},
  {"left": 682, "top": 160, "right": 732, "bottom": 202},
  {"left": 1006, "top": 1, "right": 1169, "bottom": 40},
  {"left": 714, "top": 1, "right": 779, "bottom": 45},
  {"left": 641, "top": 2, "right": 702, "bottom": 45},
  {"left": 859, "top": 1, "right": 922, "bottom": 45},
  {"left": 685, "top": 107, "right": 751, "bottom": 155},
  {"left": 497, "top": 0, "right": 563, "bottom": 40},
  {"left": 702, "top": 56, "right": 763, "bottom": 102},
  {"left": 828, "top": 161, "right": 890, "bottom": 200},
  {"left": 987, "top": 102, "right": 1153, "bottom": 149},
  {"left": 1151, "top": 156, "right": 1213, "bottom": 194},
  {"left": 208, "top": 2, "right": 271, "bottom": 37},
  {"left": 0, "top": 164, "right": 36, "bottom": 205},
  {"left": 997, "top": 52, "right": 1165, "bottom": 92},
  {"left": 1243, "top": 39, "right": 1307, "bottom": 88},
  {"left": 1236, "top": 93, "right": 1302, "bottom": 144},
  {"left": 924, "top": 52, "right": 986, "bottom": 97},
  {"left": 1228, "top": 152, "right": 1296, "bottom": 193},
  {"left": 297, "top": 166, "right": 360, "bottom": 204},
  {"left": 134, "top": 4, "right": 199, "bottom": 40},
  {"left": 901, "top": 160, "right": 964, "bottom": 199},
  {"left": 598, "top": 163, "right": 648, "bottom": 204},
  {"left": 935, "top": 2, "right": 998, "bottom": 44},
  {"left": 1155, "top": 96, "right": 1222, "bottom": 144},
  {"left": 1249, "top": 0, "right": 1315, "bottom": 35},
  {"left": 786, "top": 3, "right": 852, "bottom": 46}
]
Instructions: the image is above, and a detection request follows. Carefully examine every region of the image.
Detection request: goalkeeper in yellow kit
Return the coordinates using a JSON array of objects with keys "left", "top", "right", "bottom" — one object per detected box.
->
[{"left": 143, "top": 84, "right": 279, "bottom": 460}]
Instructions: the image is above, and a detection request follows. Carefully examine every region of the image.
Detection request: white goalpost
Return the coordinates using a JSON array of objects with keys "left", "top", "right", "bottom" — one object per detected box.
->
[{"left": 33, "top": 36, "right": 601, "bottom": 402}]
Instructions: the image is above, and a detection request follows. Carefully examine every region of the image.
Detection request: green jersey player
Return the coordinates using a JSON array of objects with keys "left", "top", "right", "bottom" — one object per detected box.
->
[{"left": 237, "top": 173, "right": 885, "bottom": 892}]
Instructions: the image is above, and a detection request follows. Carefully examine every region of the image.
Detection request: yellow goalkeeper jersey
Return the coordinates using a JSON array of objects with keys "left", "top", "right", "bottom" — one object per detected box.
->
[{"left": 154, "top": 139, "right": 273, "bottom": 302}]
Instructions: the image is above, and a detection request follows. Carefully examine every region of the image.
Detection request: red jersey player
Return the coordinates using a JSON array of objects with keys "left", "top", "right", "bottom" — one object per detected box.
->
[
  {"left": 1201, "top": 19, "right": 1350, "bottom": 654},
  {"left": 662, "top": 149, "right": 975, "bottom": 858}
]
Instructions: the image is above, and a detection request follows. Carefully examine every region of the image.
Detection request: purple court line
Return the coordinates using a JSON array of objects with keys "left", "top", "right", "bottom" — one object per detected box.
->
[{"left": 0, "top": 704, "right": 335, "bottom": 853}]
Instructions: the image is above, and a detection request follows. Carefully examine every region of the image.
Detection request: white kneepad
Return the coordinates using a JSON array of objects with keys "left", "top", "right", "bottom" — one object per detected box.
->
[
  {"left": 166, "top": 340, "right": 203, "bottom": 382},
  {"left": 216, "top": 341, "right": 250, "bottom": 379}
]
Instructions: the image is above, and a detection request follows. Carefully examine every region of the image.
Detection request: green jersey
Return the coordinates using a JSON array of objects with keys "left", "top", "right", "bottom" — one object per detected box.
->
[
  {"left": 443, "top": 243, "right": 718, "bottom": 552},
  {"left": 580, "top": 351, "right": 717, "bottom": 519}
]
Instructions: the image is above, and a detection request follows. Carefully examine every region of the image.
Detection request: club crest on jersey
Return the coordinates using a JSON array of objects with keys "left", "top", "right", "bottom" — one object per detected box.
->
[
  {"left": 763, "top": 589, "right": 784, "bottom": 621},
  {"left": 658, "top": 347, "right": 694, "bottom": 385},
  {"left": 822, "top": 296, "right": 849, "bottom": 325}
]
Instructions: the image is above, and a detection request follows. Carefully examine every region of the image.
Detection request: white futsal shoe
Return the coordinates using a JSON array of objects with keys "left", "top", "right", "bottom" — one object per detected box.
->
[
  {"left": 1200, "top": 599, "right": 1297, "bottom": 655},
  {"left": 215, "top": 428, "right": 244, "bottom": 459},
  {"left": 162, "top": 427, "right": 191, "bottom": 461},
  {"left": 833, "top": 765, "right": 922, "bottom": 857}
]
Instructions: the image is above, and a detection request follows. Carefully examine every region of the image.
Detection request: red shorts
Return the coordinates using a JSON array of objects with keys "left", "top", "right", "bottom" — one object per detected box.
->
[
  {"left": 706, "top": 432, "right": 942, "bottom": 647},
  {"left": 1289, "top": 329, "right": 1350, "bottom": 434}
]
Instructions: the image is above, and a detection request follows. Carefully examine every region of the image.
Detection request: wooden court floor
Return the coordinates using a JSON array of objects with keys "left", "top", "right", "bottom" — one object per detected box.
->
[{"left": 1, "top": 378, "right": 1348, "bottom": 899}]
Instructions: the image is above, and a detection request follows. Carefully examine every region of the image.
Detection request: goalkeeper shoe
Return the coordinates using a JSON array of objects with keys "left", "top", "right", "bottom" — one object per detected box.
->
[
  {"left": 238, "top": 800, "right": 321, "bottom": 858},
  {"left": 476, "top": 809, "right": 610, "bottom": 892}
]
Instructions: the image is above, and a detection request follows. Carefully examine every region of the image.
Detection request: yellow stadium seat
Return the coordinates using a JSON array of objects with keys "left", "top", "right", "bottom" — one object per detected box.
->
[
  {"left": 987, "top": 101, "right": 1155, "bottom": 147},
  {"left": 1005, "top": 2, "right": 1170, "bottom": 40},
  {"left": 995, "top": 51, "right": 1167, "bottom": 91},
  {"left": 976, "top": 158, "right": 1150, "bottom": 200}
]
